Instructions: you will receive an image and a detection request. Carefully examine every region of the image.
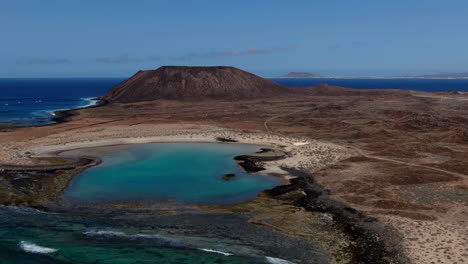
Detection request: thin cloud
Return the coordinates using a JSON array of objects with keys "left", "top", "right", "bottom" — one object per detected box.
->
[
  {"left": 96, "top": 55, "right": 141, "bottom": 63},
  {"left": 209, "top": 50, "right": 243, "bottom": 56},
  {"left": 17, "top": 58, "right": 72, "bottom": 65},
  {"left": 169, "top": 45, "right": 299, "bottom": 61},
  {"left": 246, "top": 47, "right": 277, "bottom": 54},
  {"left": 148, "top": 56, "right": 161, "bottom": 61},
  {"left": 329, "top": 40, "right": 392, "bottom": 49}
]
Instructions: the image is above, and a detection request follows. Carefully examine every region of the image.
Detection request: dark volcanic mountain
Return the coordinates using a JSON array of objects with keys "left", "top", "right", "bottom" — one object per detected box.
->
[{"left": 102, "top": 66, "right": 288, "bottom": 103}]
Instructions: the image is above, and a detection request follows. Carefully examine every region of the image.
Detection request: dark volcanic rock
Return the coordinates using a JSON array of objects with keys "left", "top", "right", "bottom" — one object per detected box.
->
[
  {"left": 268, "top": 167, "right": 408, "bottom": 264},
  {"left": 437, "top": 89, "right": 461, "bottom": 95},
  {"left": 215, "top": 137, "right": 238, "bottom": 142},
  {"left": 102, "top": 66, "right": 289, "bottom": 103},
  {"left": 221, "top": 173, "right": 236, "bottom": 180}
]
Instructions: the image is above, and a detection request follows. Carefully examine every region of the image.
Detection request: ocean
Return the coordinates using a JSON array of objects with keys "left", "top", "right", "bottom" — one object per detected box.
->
[
  {"left": 0, "top": 78, "right": 124, "bottom": 126},
  {"left": 1, "top": 77, "right": 467, "bottom": 126}
]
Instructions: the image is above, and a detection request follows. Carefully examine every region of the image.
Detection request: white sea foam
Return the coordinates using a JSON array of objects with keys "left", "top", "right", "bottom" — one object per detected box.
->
[
  {"left": 292, "top": 142, "right": 310, "bottom": 146},
  {"left": 45, "top": 97, "right": 99, "bottom": 117},
  {"left": 83, "top": 230, "right": 161, "bottom": 239},
  {"left": 83, "top": 230, "right": 127, "bottom": 237},
  {"left": 79, "top": 97, "right": 99, "bottom": 108},
  {"left": 0, "top": 205, "right": 47, "bottom": 214},
  {"left": 82, "top": 230, "right": 184, "bottom": 247},
  {"left": 84, "top": 231, "right": 235, "bottom": 255},
  {"left": 19, "top": 241, "right": 58, "bottom": 254},
  {"left": 198, "top": 248, "right": 233, "bottom": 256},
  {"left": 265, "top": 256, "right": 296, "bottom": 264}
]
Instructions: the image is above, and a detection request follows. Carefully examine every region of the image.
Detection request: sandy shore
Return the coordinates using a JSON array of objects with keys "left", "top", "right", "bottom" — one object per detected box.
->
[{"left": 1, "top": 123, "right": 351, "bottom": 177}]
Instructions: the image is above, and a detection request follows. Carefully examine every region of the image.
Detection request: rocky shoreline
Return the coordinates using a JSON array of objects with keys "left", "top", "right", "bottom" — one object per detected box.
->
[
  {"left": 0, "top": 155, "right": 100, "bottom": 207},
  {"left": 236, "top": 151, "right": 408, "bottom": 264},
  {"left": 274, "top": 168, "right": 407, "bottom": 264},
  {"left": 0, "top": 98, "right": 106, "bottom": 131},
  {"left": 50, "top": 98, "right": 107, "bottom": 124}
]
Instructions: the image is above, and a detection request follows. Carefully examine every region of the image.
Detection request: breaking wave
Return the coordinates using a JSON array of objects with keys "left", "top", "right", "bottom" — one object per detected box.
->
[
  {"left": 265, "top": 256, "right": 296, "bottom": 264},
  {"left": 82, "top": 230, "right": 186, "bottom": 247},
  {"left": 83, "top": 230, "right": 127, "bottom": 237},
  {"left": 84, "top": 230, "right": 238, "bottom": 257},
  {"left": 198, "top": 248, "right": 233, "bottom": 256},
  {"left": 19, "top": 241, "right": 58, "bottom": 254},
  {"left": 0, "top": 205, "right": 47, "bottom": 214},
  {"left": 79, "top": 97, "right": 99, "bottom": 108}
]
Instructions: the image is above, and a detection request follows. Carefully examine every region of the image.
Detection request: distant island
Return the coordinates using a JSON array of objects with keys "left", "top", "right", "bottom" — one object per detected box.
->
[
  {"left": 276, "top": 71, "right": 468, "bottom": 79},
  {"left": 278, "top": 72, "right": 322, "bottom": 78},
  {"left": 406, "top": 72, "right": 468, "bottom": 78}
]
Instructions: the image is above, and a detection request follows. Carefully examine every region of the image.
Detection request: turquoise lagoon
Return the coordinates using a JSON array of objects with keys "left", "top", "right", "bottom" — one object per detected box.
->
[
  {"left": 63, "top": 143, "right": 280, "bottom": 204},
  {"left": 0, "top": 143, "right": 297, "bottom": 264}
]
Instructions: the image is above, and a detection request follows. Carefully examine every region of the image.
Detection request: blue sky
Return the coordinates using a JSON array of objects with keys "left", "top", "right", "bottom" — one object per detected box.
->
[{"left": 1, "top": 0, "right": 467, "bottom": 77}]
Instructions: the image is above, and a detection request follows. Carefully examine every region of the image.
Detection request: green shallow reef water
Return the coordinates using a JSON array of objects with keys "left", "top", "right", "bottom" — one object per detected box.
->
[
  {"left": 0, "top": 207, "right": 299, "bottom": 264},
  {"left": 63, "top": 143, "right": 280, "bottom": 204}
]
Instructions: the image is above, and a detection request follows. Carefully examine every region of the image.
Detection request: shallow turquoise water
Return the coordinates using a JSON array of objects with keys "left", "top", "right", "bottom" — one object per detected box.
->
[{"left": 64, "top": 143, "right": 280, "bottom": 204}]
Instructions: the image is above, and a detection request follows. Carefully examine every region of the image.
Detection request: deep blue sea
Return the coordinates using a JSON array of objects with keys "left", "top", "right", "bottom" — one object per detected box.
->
[
  {"left": 1, "top": 77, "right": 467, "bottom": 126},
  {"left": 0, "top": 78, "right": 124, "bottom": 126}
]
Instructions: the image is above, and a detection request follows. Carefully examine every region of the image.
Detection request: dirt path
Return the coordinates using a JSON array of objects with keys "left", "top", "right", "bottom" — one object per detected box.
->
[
  {"left": 350, "top": 146, "right": 466, "bottom": 178},
  {"left": 263, "top": 109, "right": 311, "bottom": 133},
  {"left": 264, "top": 108, "right": 466, "bottom": 179}
]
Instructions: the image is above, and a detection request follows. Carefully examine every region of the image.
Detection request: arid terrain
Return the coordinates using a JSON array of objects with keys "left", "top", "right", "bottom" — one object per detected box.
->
[{"left": 1, "top": 83, "right": 467, "bottom": 263}]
